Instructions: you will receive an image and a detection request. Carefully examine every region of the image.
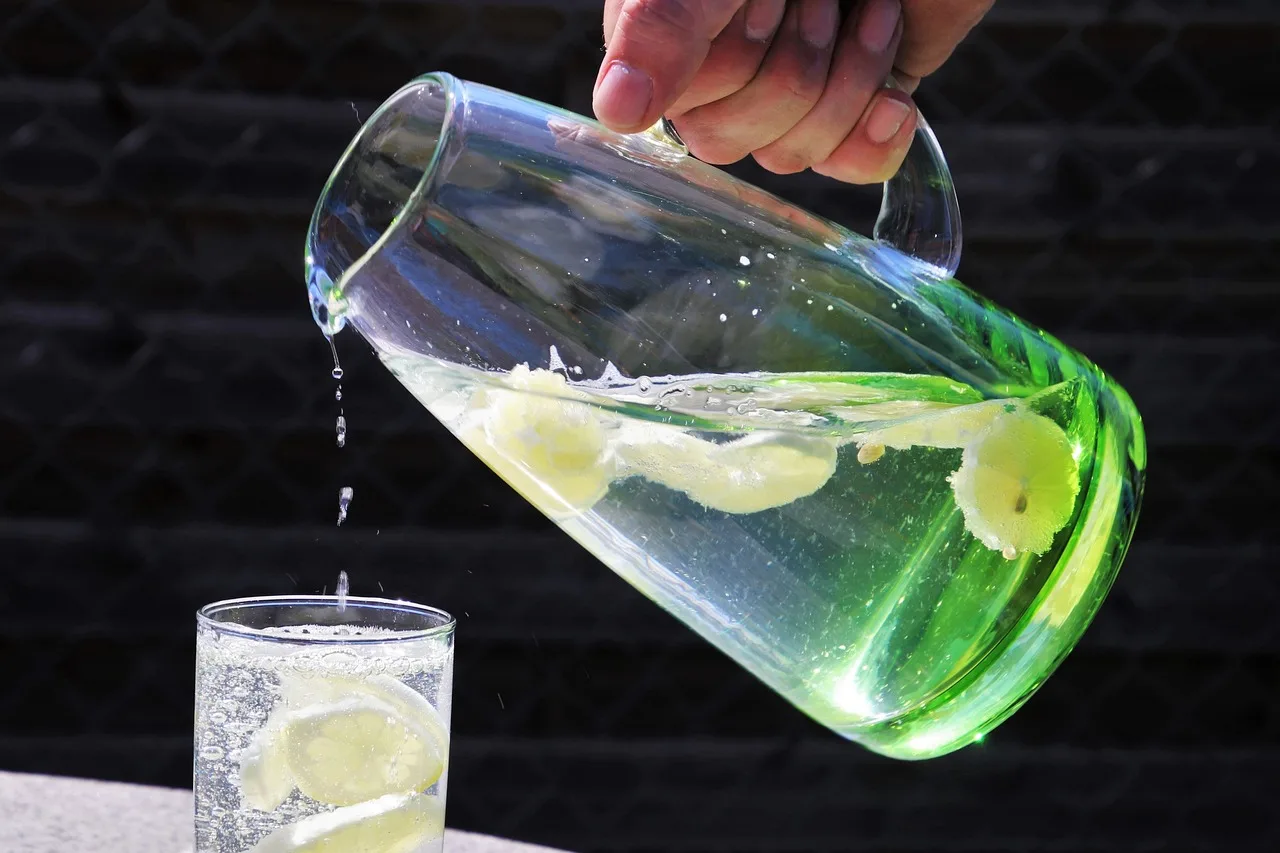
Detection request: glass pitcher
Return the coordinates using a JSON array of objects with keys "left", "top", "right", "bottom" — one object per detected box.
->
[{"left": 305, "top": 73, "right": 1145, "bottom": 760}]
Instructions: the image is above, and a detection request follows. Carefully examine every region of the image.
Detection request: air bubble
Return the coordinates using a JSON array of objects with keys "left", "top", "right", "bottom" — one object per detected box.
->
[{"left": 199, "top": 746, "right": 225, "bottom": 761}]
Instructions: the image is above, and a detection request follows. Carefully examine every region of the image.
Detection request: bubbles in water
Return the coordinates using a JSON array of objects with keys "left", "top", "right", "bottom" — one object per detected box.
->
[
  {"left": 336, "top": 414, "right": 347, "bottom": 448},
  {"left": 210, "top": 711, "right": 228, "bottom": 724},
  {"left": 548, "top": 344, "right": 567, "bottom": 375},
  {"left": 200, "top": 746, "right": 225, "bottom": 761},
  {"left": 337, "top": 486, "right": 353, "bottom": 526}
]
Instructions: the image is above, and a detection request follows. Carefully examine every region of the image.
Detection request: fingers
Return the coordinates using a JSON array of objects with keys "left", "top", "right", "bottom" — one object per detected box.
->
[
  {"left": 594, "top": 0, "right": 747, "bottom": 133},
  {"left": 666, "top": 0, "right": 784, "bottom": 116},
  {"left": 671, "top": 0, "right": 843, "bottom": 165},
  {"left": 896, "top": 0, "right": 994, "bottom": 79},
  {"left": 812, "top": 88, "right": 918, "bottom": 184},
  {"left": 752, "top": 0, "right": 903, "bottom": 174}
]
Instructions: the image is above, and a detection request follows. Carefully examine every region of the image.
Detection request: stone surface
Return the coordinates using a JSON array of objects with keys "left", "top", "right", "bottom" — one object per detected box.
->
[{"left": 0, "top": 771, "right": 571, "bottom": 853}]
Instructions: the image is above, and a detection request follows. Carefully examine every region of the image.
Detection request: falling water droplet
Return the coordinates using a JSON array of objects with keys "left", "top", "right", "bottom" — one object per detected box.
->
[
  {"left": 336, "top": 415, "right": 347, "bottom": 448},
  {"left": 327, "top": 336, "right": 343, "bottom": 381},
  {"left": 337, "top": 486, "right": 353, "bottom": 526},
  {"left": 336, "top": 570, "right": 349, "bottom": 613},
  {"left": 335, "top": 386, "right": 342, "bottom": 402}
]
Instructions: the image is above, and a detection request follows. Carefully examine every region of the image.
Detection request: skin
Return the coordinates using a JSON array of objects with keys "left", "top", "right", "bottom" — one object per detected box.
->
[{"left": 594, "top": 0, "right": 995, "bottom": 184}]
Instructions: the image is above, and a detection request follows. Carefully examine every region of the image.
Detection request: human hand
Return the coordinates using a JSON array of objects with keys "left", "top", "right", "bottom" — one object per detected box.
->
[{"left": 594, "top": 0, "right": 994, "bottom": 184}]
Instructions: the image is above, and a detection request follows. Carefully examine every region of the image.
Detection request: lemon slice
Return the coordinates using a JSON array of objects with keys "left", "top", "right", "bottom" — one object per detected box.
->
[
  {"left": 239, "top": 717, "right": 294, "bottom": 812},
  {"left": 283, "top": 694, "right": 448, "bottom": 807},
  {"left": 460, "top": 365, "right": 613, "bottom": 517},
  {"left": 247, "top": 792, "right": 444, "bottom": 853},
  {"left": 281, "top": 674, "right": 449, "bottom": 759},
  {"left": 949, "top": 410, "right": 1080, "bottom": 558},
  {"left": 854, "top": 399, "right": 1017, "bottom": 456},
  {"left": 620, "top": 427, "right": 838, "bottom": 514}
]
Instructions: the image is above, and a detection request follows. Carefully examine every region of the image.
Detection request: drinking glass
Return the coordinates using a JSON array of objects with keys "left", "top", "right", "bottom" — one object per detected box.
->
[{"left": 194, "top": 595, "right": 454, "bottom": 852}]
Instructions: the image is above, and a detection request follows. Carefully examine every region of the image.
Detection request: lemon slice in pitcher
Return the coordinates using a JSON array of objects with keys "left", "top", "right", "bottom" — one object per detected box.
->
[
  {"left": 853, "top": 399, "right": 1017, "bottom": 458},
  {"left": 248, "top": 792, "right": 444, "bottom": 853},
  {"left": 460, "top": 365, "right": 614, "bottom": 517},
  {"left": 618, "top": 426, "right": 839, "bottom": 515},
  {"left": 950, "top": 410, "right": 1080, "bottom": 559}
]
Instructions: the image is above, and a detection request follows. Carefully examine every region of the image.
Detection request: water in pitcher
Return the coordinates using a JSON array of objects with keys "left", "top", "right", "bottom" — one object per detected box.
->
[{"left": 384, "top": 349, "right": 1108, "bottom": 757}]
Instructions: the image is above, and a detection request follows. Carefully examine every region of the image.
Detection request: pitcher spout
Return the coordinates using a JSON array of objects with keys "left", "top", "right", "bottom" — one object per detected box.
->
[{"left": 304, "top": 73, "right": 460, "bottom": 339}]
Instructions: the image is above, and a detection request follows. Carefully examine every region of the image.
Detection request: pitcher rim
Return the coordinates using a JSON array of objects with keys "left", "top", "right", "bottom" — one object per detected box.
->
[{"left": 305, "top": 71, "right": 464, "bottom": 309}]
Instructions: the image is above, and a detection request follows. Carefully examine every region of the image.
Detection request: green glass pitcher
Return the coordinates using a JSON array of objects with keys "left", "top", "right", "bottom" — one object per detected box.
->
[{"left": 305, "top": 73, "right": 1145, "bottom": 760}]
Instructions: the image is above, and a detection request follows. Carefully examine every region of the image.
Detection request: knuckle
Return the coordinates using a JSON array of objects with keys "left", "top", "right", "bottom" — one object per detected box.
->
[{"left": 765, "top": 71, "right": 823, "bottom": 107}]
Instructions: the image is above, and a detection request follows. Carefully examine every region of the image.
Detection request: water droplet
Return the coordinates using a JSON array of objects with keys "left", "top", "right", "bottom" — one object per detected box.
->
[
  {"left": 719, "top": 313, "right": 727, "bottom": 322},
  {"left": 335, "top": 415, "right": 347, "bottom": 448},
  {"left": 336, "top": 570, "right": 349, "bottom": 612},
  {"left": 337, "top": 486, "right": 354, "bottom": 526},
  {"left": 335, "top": 386, "right": 342, "bottom": 402},
  {"left": 327, "top": 337, "right": 343, "bottom": 381},
  {"left": 637, "top": 376, "right": 652, "bottom": 392},
  {"left": 751, "top": 308, "right": 759, "bottom": 317},
  {"left": 766, "top": 252, "right": 775, "bottom": 259},
  {"left": 739, "top": 255, "right": 750, "bottom": 266},
  {"left": 199, "top": 746, "right": 224, "bottom": 761}
]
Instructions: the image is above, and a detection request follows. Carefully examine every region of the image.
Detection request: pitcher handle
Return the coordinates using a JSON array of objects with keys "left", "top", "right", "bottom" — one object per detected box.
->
[{"left": 873, "top": 74, "right": 962, "bottom": 276}]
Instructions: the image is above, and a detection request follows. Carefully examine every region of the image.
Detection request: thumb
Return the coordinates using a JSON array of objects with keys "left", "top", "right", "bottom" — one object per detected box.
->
[{"left": 595, "top": 0, "right": 745, "bottom": 133}]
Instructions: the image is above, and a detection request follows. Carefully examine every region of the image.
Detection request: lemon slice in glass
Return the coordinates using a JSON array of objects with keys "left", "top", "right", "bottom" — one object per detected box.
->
[
  {"left": 460, "top": 365, "right": 613, "bottom": 517},
  {"left": 282, "top": 693, "right": 448, "bottom": 807},
  {"left": 949, "top": 410, "right": 1080, "bottom": 558},
  {"left": 239, "top": 716, "right": 294, "bottom": 812},
  {"left": 248, "top": 792, "right": 444, "bottom": 853}
]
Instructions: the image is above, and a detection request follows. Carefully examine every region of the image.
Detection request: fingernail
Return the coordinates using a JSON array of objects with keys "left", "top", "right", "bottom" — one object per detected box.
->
[
  {"left": 594, "top": 61, "right": 653, "bottom": 129},
  {"left": 865, "top": 97, "right": 912, "bottom": 144},
  {"left": 744, "top": 0, "right": 786, "bottom": 42},
  {"left": 800, "top": 0, "right": 840, "bottom": 49},
  {"left": 858, "top": 0, "right": 901, "bottom": 54}
]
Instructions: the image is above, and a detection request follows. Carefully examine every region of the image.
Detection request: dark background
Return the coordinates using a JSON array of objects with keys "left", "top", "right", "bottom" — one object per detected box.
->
[{"left": 1, "top": 0, "right": 1277, "bottom": 850}]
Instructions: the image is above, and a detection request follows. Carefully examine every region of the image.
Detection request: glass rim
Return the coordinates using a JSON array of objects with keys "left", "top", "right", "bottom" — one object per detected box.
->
[{"left": 197, "top": 594, "right": 456, "bottom": 644}]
